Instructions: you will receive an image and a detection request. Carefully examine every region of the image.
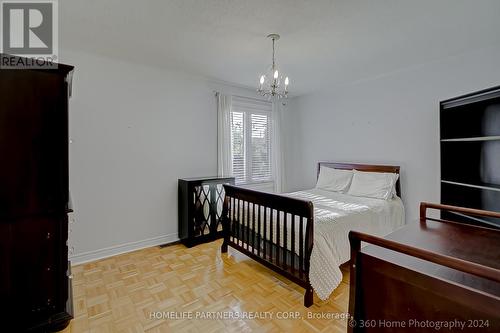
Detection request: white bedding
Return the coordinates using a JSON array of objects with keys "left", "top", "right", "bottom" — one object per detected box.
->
[{"left": 287, "top": 188, "right": 405, "bottom": 300}]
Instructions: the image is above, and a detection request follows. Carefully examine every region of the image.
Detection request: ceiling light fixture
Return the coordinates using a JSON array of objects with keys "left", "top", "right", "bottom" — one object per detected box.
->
[{"left": 257, "top": 34, "right": 289, "bottom": 99}]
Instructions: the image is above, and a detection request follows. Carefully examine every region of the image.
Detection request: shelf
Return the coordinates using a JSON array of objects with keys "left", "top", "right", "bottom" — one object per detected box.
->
[
  {"left": 441, "top": 136, "right": 500, "bottom": 142},
  {"left": 441, "top": 180, "right": 500, "bottom": 193},
  {"left": 441, "top": 87, "right": 500, "bottom": 109}
]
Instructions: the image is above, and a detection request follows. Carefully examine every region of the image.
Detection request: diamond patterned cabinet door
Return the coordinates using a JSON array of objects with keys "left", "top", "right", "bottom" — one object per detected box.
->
[
  {"left": 215, "top": 184, "right": 225, "bottom": 232},
  {"left": 192, "top": 185, "right": 211, "bottom": 236},
  {"left": 178, "top": 177, "right": 235, "bottom": 247}
]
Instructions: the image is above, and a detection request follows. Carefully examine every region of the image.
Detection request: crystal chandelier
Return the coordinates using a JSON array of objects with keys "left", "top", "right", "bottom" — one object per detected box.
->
[{"left": 257, "top": 34, "right": 289, "bottom": 99}]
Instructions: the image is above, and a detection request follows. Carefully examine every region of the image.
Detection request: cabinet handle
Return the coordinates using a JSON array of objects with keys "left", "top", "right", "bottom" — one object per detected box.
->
[{"left": 46, "top": 232, "right": 51, "bottom": 239}]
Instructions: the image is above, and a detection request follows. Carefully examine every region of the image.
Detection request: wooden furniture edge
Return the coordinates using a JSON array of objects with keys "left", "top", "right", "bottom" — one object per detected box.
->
[
  {"left": 420, "top": 202, "right": 500, "bottom": 221},
  {"left": 348, "top": 230, "right": 500, "bottom": 284}
]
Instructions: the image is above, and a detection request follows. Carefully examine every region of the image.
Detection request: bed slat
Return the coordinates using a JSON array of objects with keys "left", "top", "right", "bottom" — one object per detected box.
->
[
  {"left": 291, "top": 214, "right": 296, "bottom": 274},
  {"left": 299, "top": 217, "right": 304, "bottom": 278},
  {"left": 263, "top": 206, "right": 267, "bottom": 260},
  {"left": 270, "top": 208, "right": 274, "bottom": 263},
  {"left": 257, "top": 204, "right": 261, "bottom": 256},
  {"left": 283, "top": 212, "right": 288, "bottom": 268}
]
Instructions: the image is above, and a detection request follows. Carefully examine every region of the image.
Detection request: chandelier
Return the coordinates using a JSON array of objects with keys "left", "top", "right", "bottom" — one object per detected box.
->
[{"left": 257, "top": 34, "right": 289, "bottom": 99}]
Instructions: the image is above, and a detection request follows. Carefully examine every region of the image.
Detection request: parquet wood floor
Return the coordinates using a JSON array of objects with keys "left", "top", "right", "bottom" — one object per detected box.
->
[{"left": 60, "top": 240, "right": 349, "bottom": 333}]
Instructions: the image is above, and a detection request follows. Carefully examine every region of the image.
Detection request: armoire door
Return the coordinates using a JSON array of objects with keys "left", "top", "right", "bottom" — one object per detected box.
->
[{"left": 0, "top": 70, "right": 69, "bottom": 218}]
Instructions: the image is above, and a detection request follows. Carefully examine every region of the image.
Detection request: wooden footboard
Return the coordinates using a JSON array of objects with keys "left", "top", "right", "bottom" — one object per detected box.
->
[{"left": 221, "top": 184, "right": 315, "bottom": 307}]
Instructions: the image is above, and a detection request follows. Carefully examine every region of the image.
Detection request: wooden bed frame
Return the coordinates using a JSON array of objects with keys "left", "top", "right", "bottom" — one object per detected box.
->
[
  {"left": 221, "top": 162, "right": 401, "bottom": 307},
  {"left": 348, "top": 203, "right": 500, "bottom": 332}
]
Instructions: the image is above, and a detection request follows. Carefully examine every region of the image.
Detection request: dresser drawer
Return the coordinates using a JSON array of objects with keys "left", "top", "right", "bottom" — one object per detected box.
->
[{"left": 8, "top": 216, "right": 68, "bottom": 318}]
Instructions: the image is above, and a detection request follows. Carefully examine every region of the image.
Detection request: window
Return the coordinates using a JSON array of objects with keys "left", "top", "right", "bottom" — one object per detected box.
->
[{"left": 230, "top": 96, "right": 273, "bottom": 185}]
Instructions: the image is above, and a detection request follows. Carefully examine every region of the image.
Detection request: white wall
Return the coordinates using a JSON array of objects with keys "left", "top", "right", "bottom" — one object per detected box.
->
[
  {"left": 63, "top": 42, "right": 500, "bottom": 262},
  {"left": 283, "top": 45, "right": 500, "bottom": 222},
  {"left": 62, "top": 49, "right": 259, "bottom": 263}
]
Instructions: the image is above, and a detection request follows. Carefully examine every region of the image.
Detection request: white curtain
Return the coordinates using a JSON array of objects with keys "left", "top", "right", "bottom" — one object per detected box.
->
[
  {"left": 217, "top": 93, "right": 233, "bottom": 177},
  {"left": 271, "top": 100, "right": 285, "bottom": 193}
]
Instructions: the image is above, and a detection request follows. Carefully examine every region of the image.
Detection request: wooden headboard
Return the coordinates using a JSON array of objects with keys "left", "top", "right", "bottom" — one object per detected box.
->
[{"left": 317, "top": 162, "right": 401, "bottom": 197}]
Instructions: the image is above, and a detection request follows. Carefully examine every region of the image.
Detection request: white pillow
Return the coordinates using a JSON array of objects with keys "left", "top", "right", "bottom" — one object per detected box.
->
[
  {"left": 316, "top": 166, "right": 353, "bottom": 193},
  {"left": 347, "top": 170, "right": 399, "bottom": 200}
]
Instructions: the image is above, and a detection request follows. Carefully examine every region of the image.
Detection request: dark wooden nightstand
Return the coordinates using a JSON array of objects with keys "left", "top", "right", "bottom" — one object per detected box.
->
[{"left": 178, "top": 176, "right": 235, "bottom": 247}]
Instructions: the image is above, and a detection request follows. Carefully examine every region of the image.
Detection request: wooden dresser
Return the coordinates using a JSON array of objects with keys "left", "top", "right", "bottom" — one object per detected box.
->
[
  {"left": 0, "top": 55, "right": 74, "bottom": 332},
  {"left": 348, "top": 203, "right": 500, "bottom": 332}
]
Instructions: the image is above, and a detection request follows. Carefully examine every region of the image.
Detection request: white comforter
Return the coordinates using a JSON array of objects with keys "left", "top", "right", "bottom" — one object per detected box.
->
[{"left": 285, "top": 188, "right": 405, "bottom": 300}]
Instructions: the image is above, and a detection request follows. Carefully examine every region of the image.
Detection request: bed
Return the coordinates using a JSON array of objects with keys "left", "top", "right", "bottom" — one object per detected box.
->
[{"left": 220, "top": 162, "right": 405, "bottom": 307}]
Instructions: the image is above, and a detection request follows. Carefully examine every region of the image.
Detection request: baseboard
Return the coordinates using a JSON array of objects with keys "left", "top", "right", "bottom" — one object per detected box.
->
[{"left": 69, "top": 233, "right": 179, "bottom": 265}]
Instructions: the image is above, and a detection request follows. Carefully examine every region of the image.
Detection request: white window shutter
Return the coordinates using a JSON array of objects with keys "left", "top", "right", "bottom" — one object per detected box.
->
[{"left": 230, "top": 111, "right": 245, "bottom": 183}]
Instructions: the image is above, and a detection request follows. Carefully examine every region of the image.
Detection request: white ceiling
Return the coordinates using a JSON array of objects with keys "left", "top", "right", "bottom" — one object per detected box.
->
[{"left": 60, "top": 0, "right": 500, "bottom": 95}]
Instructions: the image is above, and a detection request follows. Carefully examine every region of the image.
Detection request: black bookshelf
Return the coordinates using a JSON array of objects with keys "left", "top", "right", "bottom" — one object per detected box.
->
[{"left": 440, "top": 86, "right": 500, "bottom": 228}]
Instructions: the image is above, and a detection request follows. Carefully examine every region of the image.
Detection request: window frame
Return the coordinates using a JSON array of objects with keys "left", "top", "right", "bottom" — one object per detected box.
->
[{"left": 230, "top": 98, "right": 274, "bottom": 187}]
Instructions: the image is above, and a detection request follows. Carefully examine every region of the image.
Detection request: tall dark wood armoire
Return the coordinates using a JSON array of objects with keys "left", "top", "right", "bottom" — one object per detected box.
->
[{"left": 0, "top": 55, "right": 74, "bottom": 332}]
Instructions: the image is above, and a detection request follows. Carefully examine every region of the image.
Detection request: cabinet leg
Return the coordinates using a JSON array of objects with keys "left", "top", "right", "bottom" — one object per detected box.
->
[{"left": 221, "top": 241, "right": 228, "bottom": 253}]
